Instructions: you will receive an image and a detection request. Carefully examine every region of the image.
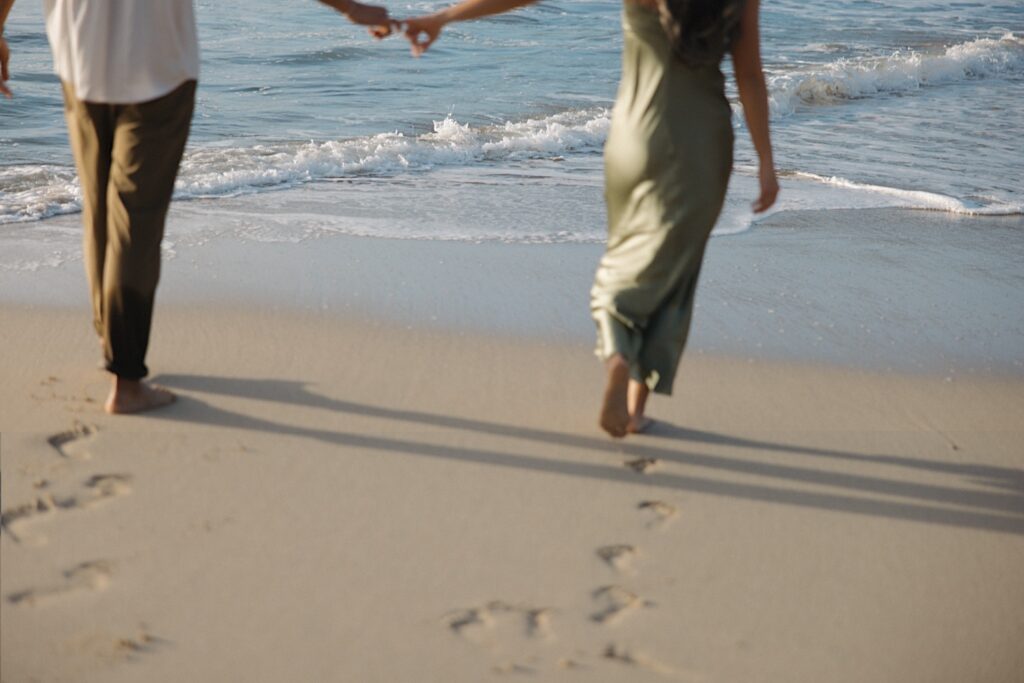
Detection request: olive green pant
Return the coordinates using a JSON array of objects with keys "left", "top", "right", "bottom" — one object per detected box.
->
[{"left": 62, "top": 80, "right": 196, "bottom": 380}]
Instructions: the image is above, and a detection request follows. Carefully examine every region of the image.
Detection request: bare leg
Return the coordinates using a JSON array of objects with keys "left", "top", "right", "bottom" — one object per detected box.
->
[
  {"left": 105, "top": 376, "right": 176, "bottom": 415},
  {"left": 599, "top": 354, "right": 630, "bottom": 438},
  {"left": 627, "top": 379, "right": 653, "bottom": 434}
]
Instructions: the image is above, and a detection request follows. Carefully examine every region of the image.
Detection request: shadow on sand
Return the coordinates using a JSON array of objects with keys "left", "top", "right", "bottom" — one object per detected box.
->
[{"left": 153, "top": 373, "right": 1024, "bottom": 536}]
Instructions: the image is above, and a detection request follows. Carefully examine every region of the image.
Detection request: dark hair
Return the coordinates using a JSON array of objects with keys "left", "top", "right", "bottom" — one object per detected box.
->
[{"left": 656, "top": 0, "right": 745, "bottom": 66}]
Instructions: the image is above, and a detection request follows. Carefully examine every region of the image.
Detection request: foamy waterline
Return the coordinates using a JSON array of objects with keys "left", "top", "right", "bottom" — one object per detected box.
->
[
  {"left": 0, "top": 165, "right": 82, "bottom": 225},
  {"left": 792, "top": 172, "right": 1024, "bottom": 216},
  {"left": 0, "top": 109, "right": 611, "bottom": 225},
  {"left": 3, "top": 31, "right": 1022, "bottom": 227}
]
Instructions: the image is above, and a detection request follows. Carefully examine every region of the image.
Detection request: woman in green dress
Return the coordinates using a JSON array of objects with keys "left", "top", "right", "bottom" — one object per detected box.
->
[{"left": 402, "top": 0, "right": 779, "bottom": 438}]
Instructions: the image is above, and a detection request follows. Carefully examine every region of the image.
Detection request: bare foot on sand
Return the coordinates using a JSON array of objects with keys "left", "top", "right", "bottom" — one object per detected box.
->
[
  {"left": 627, "top": 415, "right": 654, "bottom": 434},
  {"left": 600, "top": 355, "right": 630, "bottom": 438},
  {"left": 105, "top": 378, "right": 176, "bottom": 415},
  {"left": 626, "top": 379, "right": 653, "bottom": 433}
]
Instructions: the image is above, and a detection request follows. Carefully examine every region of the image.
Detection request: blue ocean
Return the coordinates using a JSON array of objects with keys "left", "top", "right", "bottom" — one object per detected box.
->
[{"left": 1, "top": 0, "right": 1022, "bottom": 270}]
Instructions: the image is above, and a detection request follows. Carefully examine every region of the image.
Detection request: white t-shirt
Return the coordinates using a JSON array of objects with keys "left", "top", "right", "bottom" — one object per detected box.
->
[{"left": 44, "top": 0, "right": 199, "bottom": 104}]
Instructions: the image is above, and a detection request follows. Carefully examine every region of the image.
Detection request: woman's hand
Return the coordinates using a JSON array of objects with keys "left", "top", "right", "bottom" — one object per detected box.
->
[
  {"left": 369, "top": 19, "right": 405, "bottom": 40},
  {"left": 399, "top": 1, "right": 536, "bottom": 56},
  {"left": 753, "top": 165, "right": 779, "bottom": 213},
  {"left": 404, "top": 14, "right": 446, "bottom": 56}
]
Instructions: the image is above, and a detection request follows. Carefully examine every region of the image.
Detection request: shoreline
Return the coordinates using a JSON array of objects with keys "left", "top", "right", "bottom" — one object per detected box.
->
[{"left": 3, "top": 200, "right": 1023, "bottom": 376}]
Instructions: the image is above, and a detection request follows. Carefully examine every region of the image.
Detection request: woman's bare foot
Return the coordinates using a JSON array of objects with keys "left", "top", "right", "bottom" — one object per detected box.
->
[
  {"left": 626, "top": 379, "right": 653, "bottom": 433},
  {"left": 600, "top": 355, "right": 631, "bottom": 438},
  {"left": 105, "top": 378, "right": 176, "bottom": 415}
]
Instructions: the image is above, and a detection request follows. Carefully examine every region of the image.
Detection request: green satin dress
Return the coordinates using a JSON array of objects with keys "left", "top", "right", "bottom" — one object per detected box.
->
[{"left": 590, "top": 2, "right": 734, "bottom": 395}]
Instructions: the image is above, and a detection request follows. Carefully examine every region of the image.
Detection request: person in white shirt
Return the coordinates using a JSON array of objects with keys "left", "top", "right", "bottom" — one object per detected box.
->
[{"left": 0, "top": 0, "right": 395, "bottom": 414}]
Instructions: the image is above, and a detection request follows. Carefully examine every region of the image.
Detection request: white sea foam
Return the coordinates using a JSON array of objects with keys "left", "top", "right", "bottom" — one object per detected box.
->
[
  {"left": 792, "top": 172, "right": 1024, "bottom": 216},
  {"left": 4, "top": 29, "right": 1022, "bottom": 226},
  {"left": 0, "top": 109, "right": 611, "bottom": 225},
  {"left": 177, "top": 108, "right": 609, "bottom": 200},
  {"left": 766, "top": 33, "right": 1024, "bottom": 116},
  {"left": 0, "top": 165, "right": 81, "bottom": 224}
]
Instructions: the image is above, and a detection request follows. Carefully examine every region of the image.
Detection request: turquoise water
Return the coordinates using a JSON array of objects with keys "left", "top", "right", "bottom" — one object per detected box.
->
[{"left": 1, "top": 0, "right": 1022, "bottom": 261}]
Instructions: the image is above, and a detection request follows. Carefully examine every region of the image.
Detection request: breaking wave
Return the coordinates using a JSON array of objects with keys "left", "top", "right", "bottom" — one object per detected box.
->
[
  {"left": 0, "top": 109, "right": 611, "bottom": 224},
  {"left": 766, "top": 32, "right": 1024, "bottom": 116}
]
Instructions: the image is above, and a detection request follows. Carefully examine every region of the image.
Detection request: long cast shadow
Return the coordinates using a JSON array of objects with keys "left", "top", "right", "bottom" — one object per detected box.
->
[
  {"left": 157, "top": 374, "right": 1024, "bottom": 503},
  {"left": 152, "top": 374, "right": 1024, "bottom": 535},
  {"left": 648, "top": 422, "right": 1024, "bottom": 493}
]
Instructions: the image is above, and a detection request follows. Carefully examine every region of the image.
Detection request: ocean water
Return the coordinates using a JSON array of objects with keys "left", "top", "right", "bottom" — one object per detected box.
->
[{"left": 1, "top": 0, "right": 1023, "bottom": 270}]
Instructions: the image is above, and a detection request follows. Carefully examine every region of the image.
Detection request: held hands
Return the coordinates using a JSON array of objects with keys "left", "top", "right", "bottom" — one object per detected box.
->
[
  {"left": 358, "top": 5, "right": 447, "bottom": 57},
  {"left": 364, "top": 5, "right": 779, "bottom": 214}
]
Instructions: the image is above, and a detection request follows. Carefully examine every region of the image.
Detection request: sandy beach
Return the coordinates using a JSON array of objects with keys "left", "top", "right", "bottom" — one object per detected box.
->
[
  {"left": 3, "top": 0, "right": 1024, "bottom": 678},
  {"left": 3, "top": 218, "right": 1024, "bottom": 682}
]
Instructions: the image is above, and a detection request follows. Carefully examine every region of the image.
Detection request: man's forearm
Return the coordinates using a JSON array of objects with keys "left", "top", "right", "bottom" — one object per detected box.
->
[{"left": 318, "top": 0, "right": 356, "bottom": 16}]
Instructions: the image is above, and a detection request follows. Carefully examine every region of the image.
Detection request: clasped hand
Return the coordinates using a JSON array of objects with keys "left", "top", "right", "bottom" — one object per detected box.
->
[{"left": 353, "top": 2, "right": 445, "bottom": 58}]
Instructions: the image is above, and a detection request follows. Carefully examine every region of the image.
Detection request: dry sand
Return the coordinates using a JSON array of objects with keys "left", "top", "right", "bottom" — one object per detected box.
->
[{"left": 2, "top": 303, "right": 1023, "bottom": 682}]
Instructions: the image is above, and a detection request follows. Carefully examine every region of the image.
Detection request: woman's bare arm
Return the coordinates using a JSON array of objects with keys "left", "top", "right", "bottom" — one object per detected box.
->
[
  {"left": 403, "top": 0, "right": 538, "bottom": 56},
  {"left": 730, "top": 0, "right": 778, "bottom": 212}
]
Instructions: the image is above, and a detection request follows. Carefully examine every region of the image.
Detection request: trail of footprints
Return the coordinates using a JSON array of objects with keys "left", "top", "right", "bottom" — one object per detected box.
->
[
  {"left": 4, "top": 415, "right": 173, "bottom": 665},
  {"left": 2, "top": 421, "right": 133, "bottom": 613},
  {"left": 13, "top": 401, "right": 681, "bottom": 672},
  {"left": 444, "top": 461, "right": 682, "bottom": 678}
]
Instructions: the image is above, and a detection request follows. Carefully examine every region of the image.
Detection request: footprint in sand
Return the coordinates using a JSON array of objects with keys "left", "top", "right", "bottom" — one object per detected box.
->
[
  {"left": 491, "top": 661, "right": 539, "bottom": 675},
  {"left": 448, "top": 605, "right": 494, "bottom": 641},
  {"left": 67, "top": 626, "right": 167, "bottom": 665},
  {"left": 524, "top": 607, "right": 555, "bottom": 640},
  {"left": 557, "top": 657, "right": 588, "bottom": 671},
  {"left": 590, "top": 585, "right": 654, "bottom": 625},
  {"left": 446, "top": 601, "right": 556, "bottom": 644},
  {"left": 596, "top": 544, "right": 638, "bottom": 574},
  {"left": 32, "top": 378, "right": 98, "bottom": 412},
  {"left": 638, "top": 500, "right": 678, "bottom": 529},
  {"left": 82, "top": 474, "right": 134, "bottom": 506},
  {"left": 1, "top": 493, "right": 76, "bottom": 545},
  {"left": 0, "top": 473, "right": 133, "bottom": 545},
  {"left": 47, "top": 421, "right": 98, "bottom": 459},
  {"left": 447, "top": 601, "right": 573, "bottom": 675},
  {"left": 625, "top": 457, "right": 659, "bottom": 474},
  {"left": 603, "top": 642, "right": 676, "bottom": 677},
  {"left": 6, "top": 560, "right": 113, "bottom": 606}
]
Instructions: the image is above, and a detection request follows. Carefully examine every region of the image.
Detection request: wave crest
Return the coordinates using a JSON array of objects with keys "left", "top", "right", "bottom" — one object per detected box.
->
[
  {"left": 0, "top": 109, "right": 611, "bottom": 224},
  {"left": 767, "top": 33, "right": 1024, "bottom": 115}
]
